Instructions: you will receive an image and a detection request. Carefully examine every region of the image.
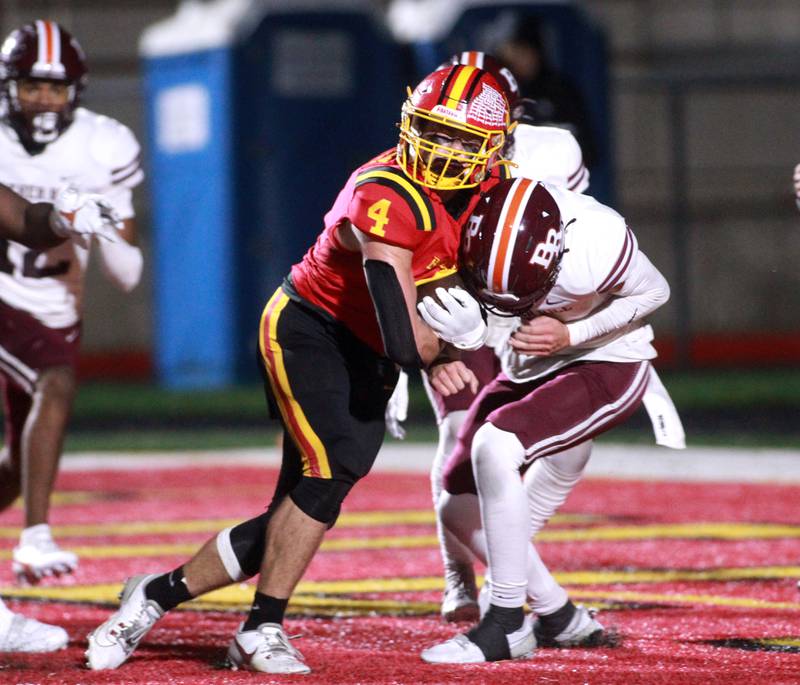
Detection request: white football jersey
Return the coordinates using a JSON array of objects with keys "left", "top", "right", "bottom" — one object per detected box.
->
[
  {"left": 502, "top": 183, "right": 665, "bottom": 382},
  {"left": 509, "top": 123, "right": 589, "bottom": 193},
  {"left": 0, "top": 107, "right": 143, "bottom": 328}
]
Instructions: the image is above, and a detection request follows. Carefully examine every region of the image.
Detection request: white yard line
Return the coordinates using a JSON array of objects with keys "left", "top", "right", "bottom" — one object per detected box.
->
[{"left": 62, "top": 443, "right": 800, "bottom": 483}]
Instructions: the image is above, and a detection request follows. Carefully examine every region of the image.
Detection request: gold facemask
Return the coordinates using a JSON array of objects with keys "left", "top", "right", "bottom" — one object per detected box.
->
[{"left": 397, "top": 102, "right": 506, "bottom": 190}]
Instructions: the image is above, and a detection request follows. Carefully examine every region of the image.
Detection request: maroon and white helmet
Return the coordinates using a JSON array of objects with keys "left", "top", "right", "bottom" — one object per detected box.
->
[
  {"left": 442, "top": 51, "right": 520, "bottom": 109},
  {"left": 459, "top": 178, "right": 564, "bottom": 317},
  {"left": 442, "top": 51, "right": 535, "bottom": 158},
  {"left": 0, "top": 20, "right": 88, "bottom": 151}
]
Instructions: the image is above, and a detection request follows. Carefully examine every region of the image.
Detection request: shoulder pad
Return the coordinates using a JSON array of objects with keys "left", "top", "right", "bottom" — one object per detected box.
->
[
  {"left": 511, "top": 125, "right": 586, "bottom": 191},
  {"left": 596, "top": 223, "right": 637, "bottom": 293},
  {"left": 85, "top": 112, "right": 143, "bottom": 187},
  {"left": 354, "top": 166, "right": 434, "bottom": 233},
  {"left": 559, "top": 196, "right": 636, "bottom": 294}
]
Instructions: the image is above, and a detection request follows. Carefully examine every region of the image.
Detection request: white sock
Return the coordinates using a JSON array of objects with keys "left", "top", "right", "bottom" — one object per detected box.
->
[
  {"left": 522, "top": 442, "right": 591, "bottom": 614},
  {"left": 472, "top": 424, "right": 529, "bottom": 608},
  {"left": 525, "top": 441, "right": 591, "bottom": 535},
  {"left": 431, "top": 411, "right": 476, "bottom": 574},
  {"left": 20, "top": 523, "right": 52, "bottom": 546},
  {"left": 439, "top": 492, "right": 487, "bottom": 565},
  {"left": 525, "top": 542, "right": 568, "bottom": 615}
]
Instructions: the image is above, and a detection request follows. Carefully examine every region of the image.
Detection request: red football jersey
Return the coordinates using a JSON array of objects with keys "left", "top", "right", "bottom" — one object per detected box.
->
[{"left": 290, "top": 150, "right": 506, "bottom": 354}]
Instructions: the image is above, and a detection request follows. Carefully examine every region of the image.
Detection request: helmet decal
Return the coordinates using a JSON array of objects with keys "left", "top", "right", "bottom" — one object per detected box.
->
[
  {"left": 468, "top": 82, "right": 507, "bottom": 130},
  {"left": 443, "top": 51, "right": 520, "bottom": 109}
]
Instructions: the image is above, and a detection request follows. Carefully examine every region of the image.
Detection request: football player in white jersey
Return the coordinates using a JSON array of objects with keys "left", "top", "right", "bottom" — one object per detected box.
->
[
  {"left": 0, "top": 181, "right": 124, "bottom": 651},
  {"left": 416, "top": 178, "right": 672, "bottom": 663},
  {"left": 0, "top": 21, "right": 144, "bottom": 585},
  {"left": 385, "top": 50, "right": 592, "bottom": 623}
]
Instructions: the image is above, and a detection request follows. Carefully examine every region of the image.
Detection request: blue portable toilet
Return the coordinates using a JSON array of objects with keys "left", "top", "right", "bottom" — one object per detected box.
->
[
  {"left": 140, "top": 1, "right": 242, "bottom": 389},
  {"left": 407, "top": 2, "right": 613, "bottom": 206},
  {"left": 140, "top": 0, "right": 407, "bottom": 388},
  {"left": 230, "top": 5, "right": 408, "bottom": 379}
]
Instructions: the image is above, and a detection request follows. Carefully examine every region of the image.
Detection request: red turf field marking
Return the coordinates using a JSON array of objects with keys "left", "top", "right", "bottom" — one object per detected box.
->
[{"left": 0, "top": 465, "right": 799, "bottom": 683}]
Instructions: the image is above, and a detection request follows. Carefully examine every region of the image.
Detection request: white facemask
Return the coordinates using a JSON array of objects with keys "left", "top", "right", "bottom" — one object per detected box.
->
[{"left": 31, "top": 111, "right": 60, "bottom": 143}]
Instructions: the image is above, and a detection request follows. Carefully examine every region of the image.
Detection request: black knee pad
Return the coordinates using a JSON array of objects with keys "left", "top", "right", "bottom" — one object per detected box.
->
[
  {"left": 290, "top": 476, "right": 354, "bottom": 527},
  {"left": 217, "top": 511, "right": 269, "bottom": 580}
]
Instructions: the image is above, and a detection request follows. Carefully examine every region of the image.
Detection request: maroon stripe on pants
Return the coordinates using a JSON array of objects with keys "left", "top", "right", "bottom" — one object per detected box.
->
[
  {"left": 443, "top": 361, "right": 649, "bottom": 496},
  {"left": 0, "top": 298, "right": 81, "bottom": 394}
]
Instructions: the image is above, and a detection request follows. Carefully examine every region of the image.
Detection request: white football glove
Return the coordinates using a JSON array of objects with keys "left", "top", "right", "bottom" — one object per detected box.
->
[
  {"left": 385, "top": 369, "right": 409, "bottom": 440},
  {"left": 417, "top": 286, "right": 488, "bottom": 350},
  {"left": 50, "top": 185, "right": 123, "bottom": 248}
]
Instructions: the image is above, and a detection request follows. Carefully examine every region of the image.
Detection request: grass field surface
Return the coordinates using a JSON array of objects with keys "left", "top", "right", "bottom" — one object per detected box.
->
[{"left": 58, "top": 368, "right": 800, "bottom": 452}]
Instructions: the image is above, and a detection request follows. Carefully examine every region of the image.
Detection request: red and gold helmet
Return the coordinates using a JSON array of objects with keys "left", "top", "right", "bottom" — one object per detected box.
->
[
  {"left": 397, "top": 65, "right": 509, "bottom": 191},
  {"left": 442, "top": 51, "right": 520, "bottom": 109},
  {"left": 0, "top": 20, "right": 88, "bottom": 151},
  {"left": 459, "top": 178, "right": 564, "bottom": 317}
]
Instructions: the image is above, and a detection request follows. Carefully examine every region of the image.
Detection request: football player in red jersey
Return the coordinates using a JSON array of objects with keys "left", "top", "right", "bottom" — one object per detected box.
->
[{"left": 85, "top": 64, "right": 511, "bottom": 675}]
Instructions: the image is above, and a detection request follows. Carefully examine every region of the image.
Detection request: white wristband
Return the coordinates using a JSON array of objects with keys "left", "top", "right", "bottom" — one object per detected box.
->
[{"left": 451, "top": 321, "right": 489, "bottom": 350}]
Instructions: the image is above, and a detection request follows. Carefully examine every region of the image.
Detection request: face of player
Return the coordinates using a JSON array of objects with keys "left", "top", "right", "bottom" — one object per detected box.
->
[
  {"left": 413, "top": 117, "right": 485, "bottom": 178},
  {"left": 16, "top": 78, "right": 71, "bottom": 114},
  {"left": 13, "top": 78, "right": 72, "bottom": 143}
]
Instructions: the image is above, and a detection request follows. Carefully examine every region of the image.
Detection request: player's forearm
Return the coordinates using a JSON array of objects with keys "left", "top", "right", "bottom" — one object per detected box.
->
[
  {"left": 0, "top": 182, "right": 64, "bottom": 248},
  {"left": 360, "top": 233, "right": 443, "bottom": 367},
  {"left": 363, "top": 258, "right": 425, "bottom": 367},
  {"left": 414, "top": 318, "right": 445, "bottom": 366},
  {"left": 567, "top": 252, "right": 669, "bottom": 346},
  {"left": 96, "top": 237, "right": 143, "bottom": 292},
  {"left": 23, "top": 202, "right": 67, "bottom": 249}
]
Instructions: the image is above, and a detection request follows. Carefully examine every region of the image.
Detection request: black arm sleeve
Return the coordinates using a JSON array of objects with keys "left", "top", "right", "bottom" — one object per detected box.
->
[{"left": 363, "top": 259, "right": 424, "bottom": 368}]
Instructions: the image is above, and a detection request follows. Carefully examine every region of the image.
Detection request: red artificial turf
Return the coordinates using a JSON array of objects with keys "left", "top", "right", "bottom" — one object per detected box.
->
[{"left": 1, "top": 462, "right": 799, "bottom": 684}]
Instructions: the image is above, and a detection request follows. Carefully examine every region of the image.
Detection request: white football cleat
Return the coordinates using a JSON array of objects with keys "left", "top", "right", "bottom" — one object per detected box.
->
[
  {"left": 13, "top": 525, "right": 78, "bottom": 584},
  {"left": 441, "top": 563, "right": 479, "bottom": 623},
  {"left": 85, "top": 574, "right": 163, "bottom": 670},
  {"left": 0, "top": 611, "right": 68, "bottom": 652},
  {"left": 534, "top": 604, "right": 605, "bottom": 647},
  {"left": 421, "top": 613, "right": 534, "bottom": 664},
  {"left": 227, "top": 622, "right": 311, "bottom": 674}
]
